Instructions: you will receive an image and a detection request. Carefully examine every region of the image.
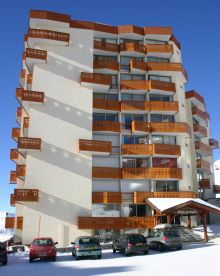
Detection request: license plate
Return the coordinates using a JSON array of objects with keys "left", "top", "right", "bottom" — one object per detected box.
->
[
  {"left": 87, "top": 247, "right": 93, "bottom": 250},
  {"left": 136, "top": 243, "right": 143, "bottom": 246},
  {"left": 38, "top": 253, "right": 47, "bottom": 257}
]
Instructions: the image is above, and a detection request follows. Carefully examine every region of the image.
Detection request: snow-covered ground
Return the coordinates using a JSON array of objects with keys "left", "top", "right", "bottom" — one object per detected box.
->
[{"left": 2, "top": 225, "right": 220, "bottom": 276}]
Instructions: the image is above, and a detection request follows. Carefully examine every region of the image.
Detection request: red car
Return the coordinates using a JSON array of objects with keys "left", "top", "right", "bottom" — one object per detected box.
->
[{"left": 29, "top": 237, "right": 57, "bottom": 263}]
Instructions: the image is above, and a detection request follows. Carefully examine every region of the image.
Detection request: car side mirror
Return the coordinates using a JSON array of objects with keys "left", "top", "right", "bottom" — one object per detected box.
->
[{"left": 54, "top": 242, "right": 58, "bottom": 245}]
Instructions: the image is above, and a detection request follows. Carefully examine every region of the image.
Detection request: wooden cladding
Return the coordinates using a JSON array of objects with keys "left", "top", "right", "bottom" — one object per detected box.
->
[
  {"left": 93, "top": 167, "right": 182, "bottom": 179},
  {"left": 144, "top": 27, "right": 172, "bottom": 35},
  {"left": 10, "top": 194, "right": 15, "bottom": 206},
  {"left": 94, "top": 60, "right": 119, "bottom": 71},
  {"left": 93, "top": 121, "right": 121, "bottom": 132},
  {"left": 92, "top": 192, "right": 122, "bottom": 204},
  {"left": 93, "top": 99, "right": 121, "bottom": 111},
  {"left": 195, "top": 141, "right": 212, "bottom": 156},
  {"left": 118, "top": 25, "right": 144, "bottom": 36},
  {"left": 14, "top": 189, "right": 39, "bottom": 202},
  {"left": 5, "top": 217, "right": 15, "bottom": 229},
  {"left": 28, "top": 28, "right": 70, "bottom": 42},
  {"left": 16, "top": 165, "right": 26, "bottom": 179},
  {"left": 146, "top": 44, "right": 173, "bottom": 54},
  {"left": 120, "top": 42, "right": 145, "bottom": 53},
  {"left": 23, "top": 117, "right": 30, "bottom": 129},
  {"left": 192, "top": 106, "right": 209, "bottom": 121},
  {"left": 209, "top": 139, "right": 219, "bottom": 149},
  {"left": 9, "top": 171, "right": 17, "bottom": 184},
  {"left": 81, "top": 72, "right": 112, "bottom": 85},
  {"left": 18, "top": 137, "right": 41, "bottom": 150},
  {"left": 199, "top": 179, "right": 210, "bottom": 189},
  {"left": 16, "top": 88, "right": 44, "bottom": 103},
  {"left": 10, "top": 149, "right": 19, "bottom": 161},
  {"left": 121, "top": 144, "right": 181, "bottom": 156},
  {"left": 29, "top": 10, "right": 70, "bottom": 23},
  {"left": 193, "top": 124, "right": 207, "bottom": 137},
  {"left": 16, "top": 217, "right": 23, "bottom": 230},
  {"left": 149, "top": 80, "right": 176, "bottom": 93},
  {"left": 134, "top": 191, "right": 198, "bottom": 204},
  {"left": 24, "top": 48, "right": 47, "bottom": 60},
  {"left": 131, "top": 121, "right": 151, "bottom": 132},
  {"left": 196, "top": 159, "right": 211, "bottom": 171},
  {"left": 79, "top": 139, "right": 112, "bottom": 153},
  {"left": 78, "top": 216, "right": 156, "bottom": 229},
  {"left": 12, "top": 128, "right": 20, "bottom": 140},
  {"left": 213, "top": 185, "right": 220, "bottom": 193},
  {"left": 27, "top": 74, "right": 32, "bottom": 84},
  {"left": 185, "top": 90, "right": 205, "bottom": 105},
  {"left": 94, "top": 41, "right": 119, "bottom": 52},
  {"left": 20, "top": 69, "right": 26, "bottom": 80}
]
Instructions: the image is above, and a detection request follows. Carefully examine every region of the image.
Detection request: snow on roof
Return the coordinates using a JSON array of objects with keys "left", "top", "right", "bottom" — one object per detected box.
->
[{"left": 146, "top": 198, "right": 220, "bottom": 213}]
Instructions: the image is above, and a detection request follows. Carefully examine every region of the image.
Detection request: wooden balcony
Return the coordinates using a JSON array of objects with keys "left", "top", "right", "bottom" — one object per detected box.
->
[
  {"left": 10, "top": 194, "right": 15, "bottom": 207},
  {"left": 16, "top": 165, "right": 26, "bottom": 180},
  {"left": 131, "top": 121, "right": 151, "bottom": 133},
  {"left": 92, "top": 192, "right": 122, "bottom": 204},
  {"left": 14, "top": 189, "right": 39, "bottom": 202},
  {"left": 81, "top": 72, "right": 112, "bottom": 92},
  {"left": 18, "top": 137, "right": 41, "bottom": 152},
  {"left": 28, "top": 28, "right": 70, "bottom": 44},
  {"left": 193, "top": 123, "right": 207, "bottom": 138},
  {"left": 199, "top": 179, "right": 210, "bottom": 189},
  {"left": 94, "top": 59, "right": 119, "bottom": 72},
  {"left": 92, "top": 167, "right": 122, "bottom": 179},
  {"left": 93, "top": 99, "right": 120, "bottom": 111},
  {"left": 120, "top": 80, "right": 149, "bottom": 91},
  {"left": 213, "top": 185, "right": 220, "bottom": 193},
  {"left": 170, "top": 35, "right": 181, "bottom": 50},
  {"left": 148, "top": 80, "right": 176, "bottom": 94},
  {"left": 78, "top": 216, "right": 156, "bottom": 229},
  {"left": 24, "top": 48, "right": 47, "bottom": 60},
  {"left": 12, "top": 127, "right": 20, "bottom": 141},
  {"left": 10, "top": 149, "right": 25, "bottom": 165},
  {"left": 120, "top": 42, "right": 145, "bottom": 55},
  {"left": 16, "top": 217, "right": 23, "bottom": 230},
  {"left": 23, "top": 117, "right": 30, "bottom": 129},
  {"left": 146, "top": 44, "right": 173, "bottom": 58},
  {"left": 144, "top": 27, "right": 172, "bottom": 40},
  {"left": 9, "top": 171, "right": 17, "bottom": 184},
  {"left": 196, "top": 159, "right": 211, "bottom": 173},
  {"left": 209, "top": 139, "right": 219, "bottom": 149},
  {"left": 149, "top": 101, "right": 178, "bottom": 113},
  {"left": 122, "top": 167, "right": 182, "bottom": 180},
  {"left": 16, "top": 107, "right": 22, "bottom": 124},
  {"left": 185, "top": 90, "right": 205, "bottom": 105},
  {"left": 27, "top": 74, "right": 32, "bottom": 88},
  {"left": 16, "top": 88, "right": 44, "bottom": 104},
  {"left": 134, "top": 191, "right": 198, "bottom": 203},
  {"left": 5, "top": 217, "right": 15, "bottom": 229},
  {"left": 93, "top": 121, "right": 121, "bottom": 132},
  {"left": 79, "top": 139, "right": 112, "bottom": 155},
  {"left": 118, "top": 25, "right": 144, "bottom": 36},
  {"left": 192, "top": 106, "right": 209, "bottom": 122},
  {"left": 121, "top": 144, "right": 181, "bottom": 156},
  {"left": 94, "top": 41, "right": 119, "bottom": 53},
  {"left": 195, "top": 141, "right": 212, "bottom": 156},
  {"left": 130, "top": 59, "right": 147, "bottom": 73},
  {"left": 20, "top": 69, "right": 26, "bottom": 86},
  {"left": 121, "top": 101, "right": 147, "bottom": 111},
  {"left": 150, "top": 122, "right": 191, "bottom": 135}
]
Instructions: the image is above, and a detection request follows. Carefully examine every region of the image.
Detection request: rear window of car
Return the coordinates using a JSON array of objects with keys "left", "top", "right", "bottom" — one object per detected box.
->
[
  {"left": 78, "top": 238, "right": 99, "bottom": 245},
  {"left": 32, "top": 239, "right": 53, "bottom": 246},
  {"left": 128, "top": 235, "right": 146, "bottom": 244},
  {"left": 163, "top": 231, "right": 179, "bottom": 238}
]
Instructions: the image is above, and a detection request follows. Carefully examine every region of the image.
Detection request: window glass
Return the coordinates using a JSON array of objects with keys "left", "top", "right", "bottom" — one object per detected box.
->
[
  {"left": 147, "top": 56, "right": 169, "bottom": 63},
  {"left": 155, "top": 181, "right": 179, "bottom": 192},
  {"left": 33, "top": 239, "right": 53, "bottom": 246},
  {"left": 120, "top": 74, "right": 145, "bottom": 81},
  {"left": 148, "top": 74, "right": 171, "bottom": 83},
  {"left": 92, "top": 204, "right": 120, "bottom": 217},
  {"left": 152, "top": 158, "right": 177, "bottom": 168},
  {"left": 110, "top": 75, "right": 118, "bottom": 89},
  {"left": 146, "top": 39, "right": 166, "bottom": 45},
  {"left": 94, "top": 55, "right": 117, "bottom": 61},
  {"left": 151, "top": 135, "right": 176, "bottom": 145},
  {"left": 93, "top": 113, "right": 118, "bottom": 122},
  {"left": 122, "top": 158, "right": 150, "bottom": 168},
  {"left": 150, "top": 114, "right": 174, "bottom": 122},
  {"left": 93, "top": 93, "right": 105, "bottom": 99},
  {"left": 149, "top": 94, "right": 173, "bottom": 102}
]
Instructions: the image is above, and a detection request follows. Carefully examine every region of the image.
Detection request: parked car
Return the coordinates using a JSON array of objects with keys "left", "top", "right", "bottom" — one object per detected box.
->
[
  {"left": 29, "top": 237, "right": 58, "bottom": 263},
  {"left": 147, "top": 227, "right": 182, "bottom": 251},
  {"left": 112, "top": 233, "right": 149, "bottom": 256},
  {"left": 71, "top": 236, "right": 102, "bottom": 260},
  {"left": 0, "top": 242, "right": 8, "bottom": 266}
]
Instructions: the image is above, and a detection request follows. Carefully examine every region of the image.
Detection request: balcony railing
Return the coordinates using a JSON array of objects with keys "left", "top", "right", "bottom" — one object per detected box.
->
[
  {"left": 196, "top": 159, "right": 211, "bottom": 172},
  {"left": 131, "top": 121, "right": 151, "bottom": 133},
  {"left": 20, "top": 69, "right": 26, "bottom": 85},
  {"left": 94, "top": 60, "right": 119, "bottom": 71},
  {"left": 23, "top": 117, "right": 30, "bottom": 129},
  {"left": 94, "top": 40, "right": 119, "bottom": 52},
  {"left": 185, "top": 90, "right": 205, "bottom": 105},
  {"left": 93, "top": 99, "right": 121, "bottom": 111},
  {"left": 192, "top": 106, "right": 209, "bottom": 122},
  {"left": 144, "top": 27, "right": 172, "bottom": 36},
  {"left": 121, "top": 101, "right": 147, "bottom": 111},
  {"left": 120, "top": 42, "right": 145, "bottom": 53},
  {"left": 130, "top": 59, "right": 147, "bottom": 72},
  {"left": 10, "top": 194, "right": 15, "bottom": 206},
  {"left": 16, "top": 88, "right": 44, "bottom": 103},
  {"left": 92, "top": 167, "right": 122, "bottom": 179},
  {"left": 149, "top": 101, "right": 179, "bottom": 112},
  {"left": 146, "top": 44, "right": 173, "bottom": 54},
  {"left": 195, "top": 141, "right": 212, "bottom": 156},
  {"left": 93, "top": 121, "right": 121, "bottom": 132},
  {"left": 10, "top": 149, "right": 19, "bottom": 162},
  {"left": 5, "top": 217, "right": 15, "bottom": 229},
  {"left": 78, "top": 217, "right": 156, "bottom": 229},
  {"left": 92, "top": 192, "right": 122, "bottom": 204},
  {"left": 118, "top": 25, "right": 144, "bottom": 36},
  {"left": 81, "top": 72, "right": 112, "bottom": 86},
  {"left": 79, "top": 139, "right": 112, "bottom": 154},
  {"left": 199, "top": 179, "right": 210, "bottom": 189},
  {"left": 209, "top": 139, "right": 219, "bottom": 149},
  {"left": 16, "top": 217, "right": 23, "bottom": 230},
  {"left": 150, "top": 122, "right": 191, "bottom": 135},
  {"left": 24, "top": 48, "right": 47, "bottom": 60},
  {"left": 18, "top": 137, "right": 41, "bottom": 151},
  {"left": 16, "top": 165, "right": 26, "bottom": 179},
  {"left": 14, "top": 189, "right": 39, "bottom": 202},
  {"left": 9, "top": 171, "right": 17, "bottom": 184},
  {"left": 193, "top": 123, "right": 207, "bottom": 137},
  {"left": 16, "top": 107, "right": 22, "bottom": 124},
  {"left": 29, "top": 10, "right": 70, "bottom": 23},
  {"left": 27, "top": 74, "right": 32, "bottom": 85},
  {"left": 120, "top": 80, "right": 149, "bottom": 91},
  {"left": 28, "top": 28, "right": 70, "bottom": 42},
  {"left": 213, "top": 185, "right": 220, "bottom": 193},
  {"left": 149, "top": 80, "right": 176, "bottom": 93},
  {"left": 121, "top": 144, "right": 181, "bottom": 156},
  {"left": 12, "top": 128, "right": 20, "bottom": 141}
]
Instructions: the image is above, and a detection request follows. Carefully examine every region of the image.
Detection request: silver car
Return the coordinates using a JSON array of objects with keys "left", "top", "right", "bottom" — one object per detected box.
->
[{"left": 147, "top": 229, "right": 182, "bottom": 251}]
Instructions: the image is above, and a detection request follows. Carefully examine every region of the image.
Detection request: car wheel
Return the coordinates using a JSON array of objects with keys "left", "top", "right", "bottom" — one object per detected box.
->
[
  {"left": 75, "top": 255, "right": 80, "bottom": 261},
  {"left": 157, "top": 243, "right": 164, "bottom": 252},
  {"left": 52, "top": 257, "right": 56, "bottom": 262},
  {"left": 29, "top": 258, "right": 34, "bottom": 263},
  {"left": 97, "top": 254, "right": 102, "bottom": 259},
  {"left": 72, "top": 250, "right": 75, "bottom": 257},
  {"left": 144, "top": 250, "right": 149, "bottom": 255},
  {"left": 124, "top": 247, "right": 129, "bottom": 256},
  {"left": 113, "top": 246, "right": 117, "bottom": 253},
  {"left": 2, "top": 260, "right": 7, "bottom": 266},
  {"left": 177, "top": 245, "right": 182, "bottom": 250}
]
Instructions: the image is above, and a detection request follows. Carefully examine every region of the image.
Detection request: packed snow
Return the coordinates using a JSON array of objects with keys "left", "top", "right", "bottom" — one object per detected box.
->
[{"left": 2, "top": 226, "right": 220, "bottom": 276}]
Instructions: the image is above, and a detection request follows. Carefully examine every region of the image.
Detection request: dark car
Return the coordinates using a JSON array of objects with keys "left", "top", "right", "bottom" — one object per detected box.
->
[
  {"left": 71, "top": 236, "right": 102, "bottom": 260},
  {"left": 112, "top": 233, "right": 149, "bottom": 256},
  {"left": 0, "top": 242, "right": 8, "bottom": 266},
  {"left": 29, "top": 237, "right": 57, "bottom": 263}
]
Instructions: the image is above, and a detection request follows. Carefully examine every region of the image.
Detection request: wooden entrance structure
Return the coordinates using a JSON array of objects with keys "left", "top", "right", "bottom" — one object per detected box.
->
[{"left": 146, "top": 198, "right": 220, "bottom": 242}]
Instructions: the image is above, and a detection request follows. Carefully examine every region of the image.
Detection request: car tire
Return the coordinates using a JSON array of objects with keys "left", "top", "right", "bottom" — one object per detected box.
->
[
  {"left": 124, "top": 247, "right": 129, "bottom": 257},
  {"left": 144, "top": 250, "right": 149, "bottom": 255},
  {"left": 75, "top": 255, "right": 80, "bottom": 261},
  {"left": 113, "top": 246, "right": 117, "bottom": 253},
  {"left": 177, "top": 245, "right": 182, "bottom": 250},
  {"left": 2, "top": 260, "right": 7, "bottom": 266},
  {"left": 72, "top": 250, "right": 75, "bottom": 257},
  {"left": 97, "top": 254, "right": 102, "bottom": 259},
  {"left": 52, "top": 257, "right": 56, "bottom": 262},
  {"left": 157, "top": 243, "right": 164, "bottom": 252},
  {"left": 29, "top": 258, "right": 34, "bottom": 263}
]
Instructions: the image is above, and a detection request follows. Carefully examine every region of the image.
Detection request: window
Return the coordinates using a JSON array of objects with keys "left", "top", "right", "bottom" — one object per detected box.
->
[
  {"left": 110, "top": 75, "right": 118, "bottom": 89},
  {"left": 92, "top": 204, "right": 120, "bottom": 217},
  {"left": 148, "top": 74, "right": 171, "bottom": 83},
  {"left": 93, "top": 113, "right": 118, "bottom": 122},
  {"left": 150, "top": 114, "right": 174, "bottom": 122},
  {"left": 121, "top": 93, "right": 145, "bottom": 101},
  {"left": 94, "top": 55, "right": 117, "bottom": 62},
  {"left": 122, "top": 204, "right": 151, "bottom": 217},
  {"left": 94, "top": 37, "right": 117, "bottom": 44},
  {"left": 120, "top": 74, "right": 145, "bottom": 81},
  {"left": 93, "top": 93, "right": 118, "bottom": 101},
  {"left": 194, "top": 134, "right": 201, "bottom": 142},
  {"left": 120, "top": 56, "right": 143, "bottom": 70},
  {"left": 120, "top": 38, "right": 143, "bottom": 44},
  {"left": 155, "top": 181, "right": 179, "bottom": 192},
  {"left": 152, "top": 157, "right": 177, "bottom": 168},
  {"left": 146, "top": 39, "right": 166, "bottom": 45},
  {"left": 122, "top": 157, "right": 150, "bottom": 168},
  {"left": 149, "top": 94, "right": 173, "bottom": 102},
  {"left": 123, "top": 135, "right": 149, "bottom": 144},
  {"left": 147, "top": 56, "right": 169, "bottom": 63},
  {"left": 151, "top": 135, "right": 176, "bottom": 145},
  {"left": 122, "top": 114, "right": 146, "bottom": 129}
]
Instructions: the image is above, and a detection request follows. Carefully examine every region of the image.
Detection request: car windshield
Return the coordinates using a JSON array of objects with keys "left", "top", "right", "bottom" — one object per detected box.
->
[
  {"left": 164, "top": 231, "right": 179, "bottom": 238},
  {"left": 128, "top": 235, "right": 146, "bottom": 244},
  {"left": 32, "top": 239, "right": 53, "bottom": 246},
  {"left": 78, "top": 238, "right": 99, "bottom": 245}
]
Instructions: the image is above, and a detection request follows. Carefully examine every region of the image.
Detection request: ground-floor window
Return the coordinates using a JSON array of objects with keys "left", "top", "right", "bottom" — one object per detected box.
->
[{"left": 154, "top": 180, "right": 179, "bottom": 192}]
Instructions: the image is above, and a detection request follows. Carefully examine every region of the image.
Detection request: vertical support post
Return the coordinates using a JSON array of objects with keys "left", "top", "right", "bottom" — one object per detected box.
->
[
  {"left": 203, "top": 213, "right": 208, "bottom": 242},
  {"left": 167, "top": 214, "right": 171, "bottom": 224},
  {"left": 187, "top": 215, "right": 191, "bottom": 229}
]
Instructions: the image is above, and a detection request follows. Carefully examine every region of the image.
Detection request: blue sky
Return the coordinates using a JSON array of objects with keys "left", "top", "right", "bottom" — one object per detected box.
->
[{"left": 0, "top": 0, "right": 220, "bottom": 212}]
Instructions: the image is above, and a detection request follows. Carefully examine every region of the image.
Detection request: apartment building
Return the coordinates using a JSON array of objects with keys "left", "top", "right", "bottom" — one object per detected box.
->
[{"left": 6, "top": 10, "right": 218, "bottom": 246}]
